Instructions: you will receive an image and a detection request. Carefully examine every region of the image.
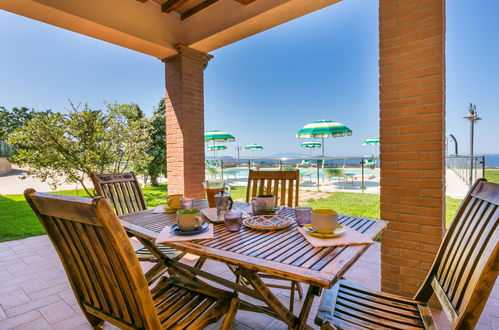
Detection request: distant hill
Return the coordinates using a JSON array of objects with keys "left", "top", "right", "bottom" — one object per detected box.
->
[{"left": 267, "top": 152, "right": 309, "bottom": 158}]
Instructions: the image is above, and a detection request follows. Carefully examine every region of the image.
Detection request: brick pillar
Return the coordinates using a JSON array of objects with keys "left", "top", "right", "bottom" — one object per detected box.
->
[
  {"left": 164, "top": 45, "right": 213, "bottom": 199},
  {"left": 379, "top": 0, "right": 446, "bottom": 297}
]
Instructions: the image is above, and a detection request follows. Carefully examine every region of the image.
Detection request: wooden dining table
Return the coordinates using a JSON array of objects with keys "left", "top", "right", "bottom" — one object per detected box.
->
[{"left": 120, "top": 200, "right": 387, "bottom": 329}]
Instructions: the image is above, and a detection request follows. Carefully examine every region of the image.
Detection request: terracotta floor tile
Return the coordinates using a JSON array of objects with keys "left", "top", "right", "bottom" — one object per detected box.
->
[
  {"left": 0, "top": 289, "right": 30, "bottom": 309},
  {"left": 0, "top": 235, "right": 498, "bottom": 329},
  {"left": 5, "top": 294, "right": 60, "bottom": 319},
  {"left": 0, "top": 310, "right": 42, "bottom": 329},
  {"left": 50, "top": 313, "right": 88, "bottom": 330},
  {"left": 12, "top": 317, "right": 51, "bottom": 330},
  {"left": 27, "top": 282, "right": 71, "bottom": 301},
  {"left": 18, "top": 277, "right": 49, "bottom": 295},
  {"left": 38, "top": 300, "right": 75, "bottom": 325},
  {"left": 0, "top": 306, "right": 6, "bottom": 321}
]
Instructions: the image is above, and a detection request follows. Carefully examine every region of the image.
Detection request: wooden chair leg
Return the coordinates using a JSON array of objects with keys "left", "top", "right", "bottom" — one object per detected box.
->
[
  {"left": 296, "top": 282, "right": 304, "bottom": 299},
  {"left": 195, "top": 256, "right": 207, "bottom": 269},
  {"left": 144, "top": 262, "right": 168, "bottom": 285},
  {"left": 290, "top": 281, "right": 295, "bottom": 313},
  {"left": 221, "top": 298, "right": 240, "bottom": 330}
]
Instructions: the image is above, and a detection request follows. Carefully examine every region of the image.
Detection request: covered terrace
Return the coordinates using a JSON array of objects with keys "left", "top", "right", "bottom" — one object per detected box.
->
[{"left": 1, "top": 0, "right": 497, "bottom": 329}]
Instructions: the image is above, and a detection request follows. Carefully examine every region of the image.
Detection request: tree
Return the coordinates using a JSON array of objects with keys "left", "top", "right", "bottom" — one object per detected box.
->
[
  {"left": 8, "top": 102, "right": 152, "bottom": 196},
  {"left": 0, "top": 106, "right": 52, "bottom": 142},
  {"left": 147, "top": 98, "right": 166, "bottom": 186}
]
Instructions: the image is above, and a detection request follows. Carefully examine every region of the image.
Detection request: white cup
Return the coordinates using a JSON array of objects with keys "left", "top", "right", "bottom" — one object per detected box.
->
[
  {"left": 176, "top": 209, "right": 204, "bottom": 231},
  {"left": 311, "top": 209, "right": 338, "bottom": 233}
]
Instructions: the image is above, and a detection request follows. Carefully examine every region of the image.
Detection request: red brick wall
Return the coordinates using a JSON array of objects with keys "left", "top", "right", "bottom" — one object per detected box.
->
[
  {"left": 379, "top": 0, "right": 446, "bottom": 297},
  {"left": 164, "top": 45, "right": 213, "bottom": 199}
]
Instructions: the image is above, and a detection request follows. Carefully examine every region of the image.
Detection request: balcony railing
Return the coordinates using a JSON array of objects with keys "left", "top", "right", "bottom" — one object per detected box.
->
[
  {"left": 206, "top": 156, "right": 379, "bottom": 191},
  {"left": 206, "top": 155, "right": 486, "bottom": 191},
  {"left": 446, "top": 155, "right": 485, "bottom": 187}
]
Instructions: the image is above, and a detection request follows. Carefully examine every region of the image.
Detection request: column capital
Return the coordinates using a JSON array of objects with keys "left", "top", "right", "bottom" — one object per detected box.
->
[{"left": 162, "top": 44, "right": 213, "bottom": 65}]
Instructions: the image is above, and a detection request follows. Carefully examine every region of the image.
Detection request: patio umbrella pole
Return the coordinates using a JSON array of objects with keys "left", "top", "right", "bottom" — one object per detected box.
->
[{"left": 321, "top": 137, "right": 325, "bottom": 182}]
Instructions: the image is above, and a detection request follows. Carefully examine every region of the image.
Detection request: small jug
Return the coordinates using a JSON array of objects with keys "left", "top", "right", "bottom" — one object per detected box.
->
[{"left": 215, "top": 191, "right": 233, "bottom": 221}]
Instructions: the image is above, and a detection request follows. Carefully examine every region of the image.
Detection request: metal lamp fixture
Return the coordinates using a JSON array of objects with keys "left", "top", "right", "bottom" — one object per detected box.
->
[{"left": 464, "top": 103, "right": 481, "bottom": 186}]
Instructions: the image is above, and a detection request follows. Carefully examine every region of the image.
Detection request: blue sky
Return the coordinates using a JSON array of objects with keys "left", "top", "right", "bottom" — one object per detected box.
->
[{"left": 0, "top": 0, "right": 498, "bottom": 157}]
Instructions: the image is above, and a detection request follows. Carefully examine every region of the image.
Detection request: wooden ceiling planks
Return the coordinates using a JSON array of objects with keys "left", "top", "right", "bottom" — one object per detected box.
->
[{"left": 138, "top": 0, "right": 256, "bottom": 20}]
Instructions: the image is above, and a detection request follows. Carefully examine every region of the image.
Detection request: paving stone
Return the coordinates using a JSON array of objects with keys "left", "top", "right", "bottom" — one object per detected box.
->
[
  {"left": 50, "top": 313, "right": 88, "bottom": 330},
  {"left": 235, "top": 310, "right": 275, "bottom": 329},
  {"left": 5, "top": 294, "right": 60, "bottom": 318},
  {"left": 0, "top": 270, "right": 13, "bottom": 281},
  {"left": 0, "top": 305, "right": 6, "bottom": 320},
  {"left": 38, "top": 300, "right": 75, "bottom": 325},
  {"left": 57, "top": 289, "right": 77, "bottom": 306},
  {"left": 38, "top": 269, "right": 65, "bottom": 283},
  {"left": 19, "top": 277, "right": 50, "bottom": 295},
  {"left": 0, "top": 289, "right": 30, "bottom": 309},
  {"left": 0, "top": 310, "right": 42, "bottom": 329},
  {"left": 5, "top": 262, "right": 30, "bottom": 274},
  {"left": 27, "top": 282, "right": 71, "bottom": 301},
  {"left": 21, "top": 255, "right": 46, "bottom": 265},
  {"left": 12, "top": 317, "right": 51, "bottom": 329}
]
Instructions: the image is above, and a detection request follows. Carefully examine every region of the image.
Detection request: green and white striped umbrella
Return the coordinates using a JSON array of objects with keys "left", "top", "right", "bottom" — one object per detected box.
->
[
  {"left": 363, "top": 137, "right": 379, "bottom": 145},
  {"left": 296, "top": 120, "right": 352, "bottom": 157},
  {"left": 300, "top": 142, "right": 321, "bottom": 148},
  {"left": 244, "top": 144, "right": 263, "bottom": 159},
  {"left": 207, "top": 144, "right": 227, "bottom": 158},
  {"left": 243, "top": 144, "right": 263, "bottom": 150},
  {"left": 204, "top": 130, "right": 235, "bottom": 142},
  {"left": 207, "top": 145, "right": 227, "bottom": 151},
  {"left": 363, "top": 137, "right": 379, "bottom": 157}
]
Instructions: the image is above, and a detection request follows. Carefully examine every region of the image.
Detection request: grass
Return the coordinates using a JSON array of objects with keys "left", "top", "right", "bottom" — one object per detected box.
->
[
  {"left": 0, "top": 184, "right": 463, "bottom": 242},
  {"left": 0, "top": 185, "right": 169, "bottom": 242},
  {"left": 232, "top": 186, "right": 461, "bottom": 226},
  {"left": 485, "top": 169, "right": 499, "bottom": 184}
]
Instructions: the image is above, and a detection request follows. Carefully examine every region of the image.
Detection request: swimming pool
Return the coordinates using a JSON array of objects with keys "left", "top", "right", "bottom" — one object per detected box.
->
[{"left": 222, "top": 168, "right": 377, "bottom": 180}]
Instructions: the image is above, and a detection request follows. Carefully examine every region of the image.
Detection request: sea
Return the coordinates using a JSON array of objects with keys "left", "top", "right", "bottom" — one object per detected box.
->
[{"left": 483, "top": 154, "right": 499, "bottom": 168}]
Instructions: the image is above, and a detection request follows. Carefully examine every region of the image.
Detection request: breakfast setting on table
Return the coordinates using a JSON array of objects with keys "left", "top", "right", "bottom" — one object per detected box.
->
[{"left": 151, "top": 179, "right": 374, "bottom": 248}]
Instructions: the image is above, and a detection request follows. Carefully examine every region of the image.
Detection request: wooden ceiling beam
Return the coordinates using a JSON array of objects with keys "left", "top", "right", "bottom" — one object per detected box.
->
[
  {"left": 234, "top": 0, "right": 256, "bottom": 5},
  {"left": 181, "top": 0, "right": 220, "bottom": 20},
  {"left": 162, "top": 0, "right": 190, "bottom": 13}
]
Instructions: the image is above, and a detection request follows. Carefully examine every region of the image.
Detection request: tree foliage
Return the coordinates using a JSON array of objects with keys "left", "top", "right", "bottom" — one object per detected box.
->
[
  {"left": 0, "top": 106, "right": 52, "bottom": 141},
  {"left": 147, "top": 98, "right": 167, "bottom": 186},
  {"left": 8, "top": 102, "right": 152, "bottom": 196}
]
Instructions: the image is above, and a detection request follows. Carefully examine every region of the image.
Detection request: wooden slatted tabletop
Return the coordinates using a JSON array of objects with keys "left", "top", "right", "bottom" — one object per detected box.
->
[{"left": 121, "top": 200, "right": 387, "bottom": 289}]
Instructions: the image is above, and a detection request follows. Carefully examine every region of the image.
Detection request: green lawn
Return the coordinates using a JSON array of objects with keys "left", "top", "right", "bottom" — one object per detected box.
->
[
  {"left": 0, "top": 185, "right": 169, "bottom": 242},
  {"left": 0, "top": 184, "right": 462, "bottom": 242},
  {"left": 485, "top": 169, "right": 499, "bottom": 184}
]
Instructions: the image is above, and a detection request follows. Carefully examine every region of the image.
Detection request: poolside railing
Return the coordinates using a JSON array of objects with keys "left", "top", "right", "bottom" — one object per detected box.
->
[
  {"left": 446, "top": 155, "right": 485, "bottom": 187},
  {"left": 207, "top": 157, "right": 379, "bottom": 191}
]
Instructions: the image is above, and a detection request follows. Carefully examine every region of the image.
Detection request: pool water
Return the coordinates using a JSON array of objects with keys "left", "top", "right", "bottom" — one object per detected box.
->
[{"left": 222, "top": 168, "right": 377, "bottom": 179}]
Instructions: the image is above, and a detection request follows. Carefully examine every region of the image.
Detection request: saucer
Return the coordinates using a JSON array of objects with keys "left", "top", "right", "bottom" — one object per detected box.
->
[
  {"left": 303, "top": 225, "right": 346, "bottom": 238},
  {"left": 163, "top": 205, "right": 179, "bottom": 213},
  {"left": 171, "top": 222, "right": 209, "bottom": 236}
]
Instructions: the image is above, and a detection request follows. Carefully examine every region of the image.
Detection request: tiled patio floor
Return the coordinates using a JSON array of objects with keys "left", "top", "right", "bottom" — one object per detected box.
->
[{"left": 0, "top": 235, "right": 497, "bottom": 329}]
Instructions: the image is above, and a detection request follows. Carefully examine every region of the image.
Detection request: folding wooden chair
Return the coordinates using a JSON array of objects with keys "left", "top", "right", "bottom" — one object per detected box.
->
[
  {"left": 91, "top": 172, "right": 185, "bottom": 284},
  {"left": 316, "top": 179, "right": 499, "bottom": 329},
  {"left": 25, "top": 189, "right": 239, "bottom": 330},
  {"left": 243, "top": 170, "right": 303, "bottom": 310}
]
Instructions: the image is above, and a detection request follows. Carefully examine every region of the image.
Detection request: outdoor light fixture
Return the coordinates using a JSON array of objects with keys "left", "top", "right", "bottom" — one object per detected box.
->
[{"left": 464, "top": 103, "right": 481, "bottom": 186}]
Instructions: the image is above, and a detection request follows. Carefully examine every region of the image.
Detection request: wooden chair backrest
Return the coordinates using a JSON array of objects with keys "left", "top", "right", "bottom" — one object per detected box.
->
[
  {"left": 24, "top": 189, "right": 161, "bottom": 329},
  {"left": 246, "top": 170, "right": 300, "bottom": 207},
  {"left": 415, "top": 179, "right": 499, "bottom": 329},
  {"left": 91, "top": 172, "right": 147, "bottom": 216}
]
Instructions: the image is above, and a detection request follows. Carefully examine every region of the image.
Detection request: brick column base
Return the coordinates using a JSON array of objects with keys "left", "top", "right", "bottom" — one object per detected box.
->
[
  {"left": 379, "top": 0, "right": 446, "bottom": 297},
  {"left": 164, "top": 45, "right": 213, "bottom": 199}
]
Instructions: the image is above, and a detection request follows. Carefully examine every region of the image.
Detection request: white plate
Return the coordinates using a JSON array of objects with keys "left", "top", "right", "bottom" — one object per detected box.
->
[
  {"left": 201, "top": 208, "right": 223, "bottom": 223},
  {"left": 202, "top": 207, "right": 251, "bottom": 223}
]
